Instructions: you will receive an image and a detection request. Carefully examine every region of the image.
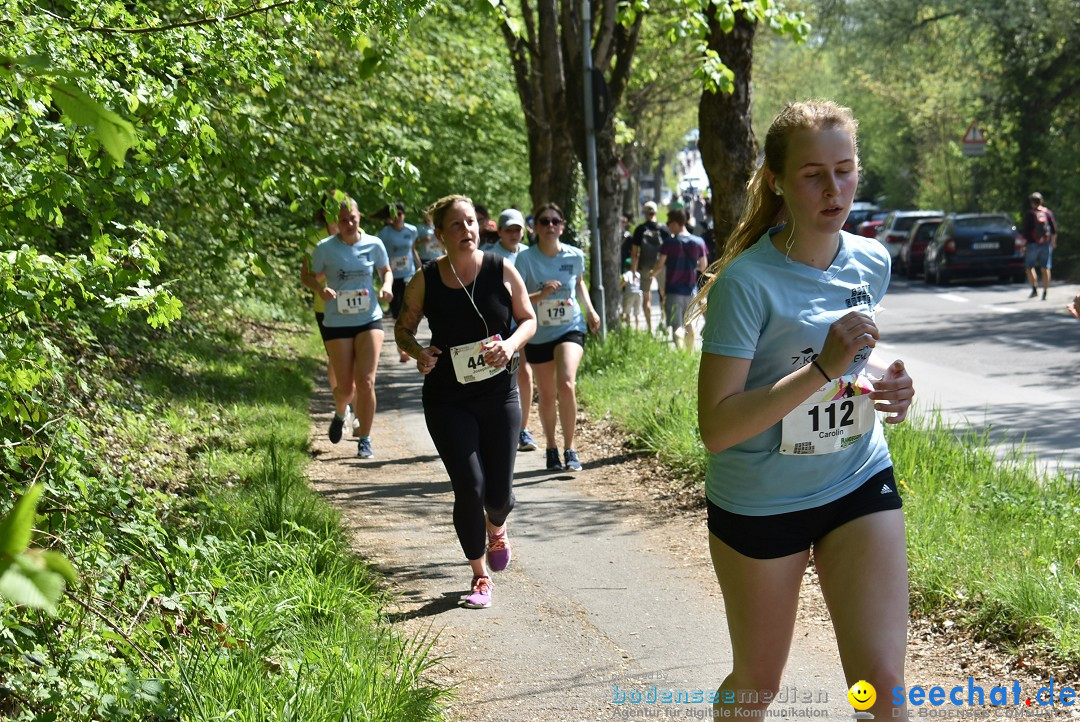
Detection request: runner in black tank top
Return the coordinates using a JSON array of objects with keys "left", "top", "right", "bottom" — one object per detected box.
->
[{"left": 394, "top": 195, "right": 536, "bottom": 610}]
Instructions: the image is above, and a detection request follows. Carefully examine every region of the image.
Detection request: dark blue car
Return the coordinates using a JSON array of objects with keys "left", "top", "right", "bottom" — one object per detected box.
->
[{"left": 923, "top": 213, "right": 1025, "bottom": 285}]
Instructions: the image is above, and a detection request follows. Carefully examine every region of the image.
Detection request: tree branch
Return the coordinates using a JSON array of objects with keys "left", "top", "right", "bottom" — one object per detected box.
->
[
  {"left": 36, "top": 0, "right": 299, "bottom": 35},
  {"left": 66, "top": 593, "right": 165, "bottom": 675}
]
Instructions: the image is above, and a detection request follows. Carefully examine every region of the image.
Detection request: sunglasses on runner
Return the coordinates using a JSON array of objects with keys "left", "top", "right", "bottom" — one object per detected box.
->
[{"left": 537, "top": 217, "right": 563, "bottom": 227}]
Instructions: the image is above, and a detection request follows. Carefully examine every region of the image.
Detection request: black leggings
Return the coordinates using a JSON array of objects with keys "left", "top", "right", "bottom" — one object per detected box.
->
[{"left": 424, "top": 389, "right": 521, "bottom": 561}]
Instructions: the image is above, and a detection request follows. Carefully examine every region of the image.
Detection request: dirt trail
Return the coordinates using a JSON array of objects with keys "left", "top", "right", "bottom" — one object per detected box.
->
[{"left": 306, "top": 319, "right": 1075, "bottom": 721}]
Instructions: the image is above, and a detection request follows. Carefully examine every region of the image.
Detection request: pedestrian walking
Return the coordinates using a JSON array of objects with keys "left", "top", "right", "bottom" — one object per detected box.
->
[
  {"left": 395, "top": 195, "right": 536, "bottom": 609},
  {"left": 621, "top": 259, "right": 643, "bottom": 328},
  {"left": 1022, "top": 192, "right": 1057, "bottom": 301},
  {"left": 304, "top": 197, "right": 394, "bottom": 459},
  {"left": 691, "top": 100, "right": 915, "bottom": 719},
  {"left": 514, "top": 203, "right": 601, "bottom": 472},
  {"left": 631, "top": 200, "right": 672, "bottom": 333},
  {"left": 651, "top": 207, "right": 707, "bottom": 349}
]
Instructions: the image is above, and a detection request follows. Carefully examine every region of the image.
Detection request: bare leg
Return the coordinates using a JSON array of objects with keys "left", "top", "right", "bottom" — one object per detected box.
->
[
  {"left": 532, "top": 359, "right": 557, "bottom": 447},
  {"left": 352, "top": 329, "right": 384, "bottom": 437},
  {"left": 554, "top": 342, "right": 584, "bottom": 450},
  {"left": 708, "top": 533, "right": 809, "bottom": 715},
  {"left": 326, "top": 338, "right": 357, "bottom": 416},
  {"left": 815, "top": 509, "right": 909, "bottom": 720},
  {"left": 518, "top": 359, "right": 533, "bottom": 431}
]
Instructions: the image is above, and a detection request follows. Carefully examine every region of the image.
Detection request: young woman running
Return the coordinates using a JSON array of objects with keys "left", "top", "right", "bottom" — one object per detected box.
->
[
  {"left": 692, "top": 101, "right": 915, "bottom": 718},
  {"left": 513, "top": 203, "right": 601, "bottom": 472},
  {"left": 395, "top": 195, "right": 536, "bottom": 609},
  {"left": 303, "top": 197, "right": 393, "bottom": 459}
]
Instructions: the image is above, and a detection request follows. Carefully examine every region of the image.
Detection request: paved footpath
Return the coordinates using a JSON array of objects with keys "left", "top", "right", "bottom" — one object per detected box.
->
[{"left": 304, "top": 319, "right": 1056, "bottom": 721}]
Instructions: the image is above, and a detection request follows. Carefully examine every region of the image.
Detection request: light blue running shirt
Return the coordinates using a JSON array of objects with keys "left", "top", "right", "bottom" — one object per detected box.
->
[
  {"left": 377, "top": 223, "right": 418, "bottom": 280},
  {"left": 415, "top": 224, "right": 441, "bottom": 263},
  {"left": 701, "top": 229, "right": 893, "bottom": 515},
  {"left": 309, "top": 233, "right": 389, "bottom": 328},
  {"left": 485, "top": 239, "right": 528, "bottom": 266},
  {"left": 514, "top": 243, "right": 587, "bottom": 345}
]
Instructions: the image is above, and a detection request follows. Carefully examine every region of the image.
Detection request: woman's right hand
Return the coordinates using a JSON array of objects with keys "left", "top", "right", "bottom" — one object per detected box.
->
[
  {"left": 416, "top": 346, "right": 441, "bottom": 375},
  {"left": 539, "top": 280, "right": 562, "bottom": 299},
  {"left": 817, "top": 311, "right": 879, "bottom": 378},
  {"left": 320, "top": 287, "right": 337, "bottom": 301}
]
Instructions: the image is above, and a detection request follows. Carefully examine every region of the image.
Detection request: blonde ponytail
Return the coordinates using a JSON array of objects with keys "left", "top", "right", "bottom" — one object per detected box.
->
[{"left": 688, "top": 100, "right": 858, "bottom": 324}]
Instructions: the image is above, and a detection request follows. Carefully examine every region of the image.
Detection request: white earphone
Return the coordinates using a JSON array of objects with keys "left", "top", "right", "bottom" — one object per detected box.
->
[{"left": 775, "top": 184, "right": 784, "bottom": 196}]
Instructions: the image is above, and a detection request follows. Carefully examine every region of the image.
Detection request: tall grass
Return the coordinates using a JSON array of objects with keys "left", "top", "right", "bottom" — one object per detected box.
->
[
  {"left": 579, "top": 329, "right": 704, "bottom": 479},
  {"left": 175, "top": 457, "right": 446, "bottom": 721},
  {"left": 578, "top": 329, "right": 1080, "bottom": 666}
]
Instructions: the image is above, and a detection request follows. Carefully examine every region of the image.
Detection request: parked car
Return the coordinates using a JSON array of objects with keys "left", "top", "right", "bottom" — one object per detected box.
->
[
  {"left": 855, "top": 211, "right": 891, "bottom": 239},
  {"left": 923, "top": 213, "right": 1026, "bottom": 285},
  {"left": 843, "top": 202, "right": 880, "bottom": 233},
  {"left": 876, "top": 210, "right": 944, "bottom": 259},
  {"left": 897, "top": 217, "right": 944, "bottom": 279}
]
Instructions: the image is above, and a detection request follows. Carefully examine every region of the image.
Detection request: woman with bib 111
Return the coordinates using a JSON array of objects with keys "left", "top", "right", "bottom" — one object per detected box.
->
[
  {"left": 304, "top": 197, "right": 393, "bottom": 459},
  {"left": 690, "top": 101, "right": 915, "bottom": 719},
  {"left": 513, "top": 203, "right": 601, "bottom": 472},
  {"left": 394, "top": 195, "right": 535, "bottom": 609}
]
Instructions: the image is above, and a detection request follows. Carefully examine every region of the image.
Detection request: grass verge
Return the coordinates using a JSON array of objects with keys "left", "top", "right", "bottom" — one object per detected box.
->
[
  {"left": 578, "top": 328, "right": 1080, "bottom": 669},
  {"left": 0, "top": 313, "right": 448, "bottom": 720}
]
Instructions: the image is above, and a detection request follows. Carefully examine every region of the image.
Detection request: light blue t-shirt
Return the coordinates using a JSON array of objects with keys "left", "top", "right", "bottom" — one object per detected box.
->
[
  {"left": 377, "top": 223, "right": 418, "bottom": 280},
  {"left": 309, "top": 233, "right": 389, "bottom": 328},
  {"left": 484, "top": 239, "right": 528, "bottom": 266},
  {"left": 415, "top": 223, "right": 441, "bottom": 262},
  {"left": 701, "top": 229, "right": 893, "bottom": 515},
  {"left": 515, "top": 243, "right": 587, "bottom": 344}
]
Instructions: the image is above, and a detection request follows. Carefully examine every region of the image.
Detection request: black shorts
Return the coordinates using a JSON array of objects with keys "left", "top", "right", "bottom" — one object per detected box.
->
[
  {"left": 707, "top": 467, "right": 902, "bottom": 559},
  {"left": 315, "top": 312, "right": 328, "bottom": 341},
  {"left": 524, "top": 330, "right": 586, "bottom": 364},
  {"left": 389, "top": 277, "right": 408, "bottom": 318},
  {"left": 320, "top": 318, "right": 383, "bottom": 342}
]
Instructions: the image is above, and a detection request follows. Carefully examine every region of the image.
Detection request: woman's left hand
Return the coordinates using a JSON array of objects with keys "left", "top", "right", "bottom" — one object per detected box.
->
[
  {"left": 586, "top": 309, "right": 601, "bottom": 334},
  {"left": 870, "top": 359, "right": 914, "bottom": 424},
  {"left": 379, "top": 287, "right": 393, "bottom": 304},
  {"left": 481, "top": 338, "right": 515, "bottom": 368}
]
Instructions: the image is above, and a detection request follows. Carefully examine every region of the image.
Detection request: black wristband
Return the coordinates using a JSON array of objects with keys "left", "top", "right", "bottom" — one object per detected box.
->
[{"left": 811, "top": 359, "right": 831, "bottom": 383}]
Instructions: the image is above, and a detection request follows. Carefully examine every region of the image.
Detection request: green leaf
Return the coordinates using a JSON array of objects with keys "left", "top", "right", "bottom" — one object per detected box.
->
[
  {"left": 50, "top": 81, "right": 137, "bottom": 163},
  {"left": 0, "top": 484, "right": 43, "bottom": 557},
  {"left": 41, "top": 551, "right": 78, "bottom": 585},
  {"left": 0, "top": 562, "right": 65, "bottom": 614}
]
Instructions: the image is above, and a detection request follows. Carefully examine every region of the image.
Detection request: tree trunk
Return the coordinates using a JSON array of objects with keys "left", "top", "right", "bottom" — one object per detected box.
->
[
  {"left": 698, "top": 9, "right": 757, "bottom": 255},
  {"left": 595, "top": 126, "right": 625, "bottom": 328}
]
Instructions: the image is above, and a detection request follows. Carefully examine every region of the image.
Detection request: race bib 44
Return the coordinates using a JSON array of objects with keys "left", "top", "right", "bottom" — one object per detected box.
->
[{"left": 450, "top": 334, "right": 508, "bottom": 385}]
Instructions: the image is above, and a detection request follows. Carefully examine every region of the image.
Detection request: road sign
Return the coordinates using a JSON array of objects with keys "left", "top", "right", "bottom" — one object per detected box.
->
[{"left": 962, "top": 122, "right": 987, "bottom": 157}]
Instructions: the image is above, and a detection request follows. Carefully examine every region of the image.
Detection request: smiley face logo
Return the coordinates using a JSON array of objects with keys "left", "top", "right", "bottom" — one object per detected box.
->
[{"left": 848, "top": 680, "right": 876, "bottom": 710}]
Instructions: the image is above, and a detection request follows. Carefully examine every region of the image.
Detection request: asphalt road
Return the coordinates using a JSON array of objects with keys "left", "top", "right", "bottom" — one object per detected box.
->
[
  {"left": 631, "top": 274, "right": 1080, "bottom": 478},
  {"left": 872, "top": 277, "right": 1080, "bottom": 478}
]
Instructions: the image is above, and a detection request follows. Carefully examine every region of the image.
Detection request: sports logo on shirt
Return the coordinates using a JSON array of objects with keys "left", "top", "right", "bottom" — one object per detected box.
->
[{"left": 845, "top": 284, "right": 873, "bottom": 308}]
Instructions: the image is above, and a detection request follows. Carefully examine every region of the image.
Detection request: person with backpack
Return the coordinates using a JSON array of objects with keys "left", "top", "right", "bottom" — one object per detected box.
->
[
  {"left": 1023, "top": 191, "right": 1057, "bottom": 300},
  {"left": 631, "top": 201, "right": 673, "bottom": 333}
]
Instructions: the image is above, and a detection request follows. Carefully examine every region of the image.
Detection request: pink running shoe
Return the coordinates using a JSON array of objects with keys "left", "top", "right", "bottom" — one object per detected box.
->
[
  {"left": 464, "top": 575, "right": 493, "bottom": 609},
  {"left": 486, "top": 528, "right": 512, "bottom": 572}
]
